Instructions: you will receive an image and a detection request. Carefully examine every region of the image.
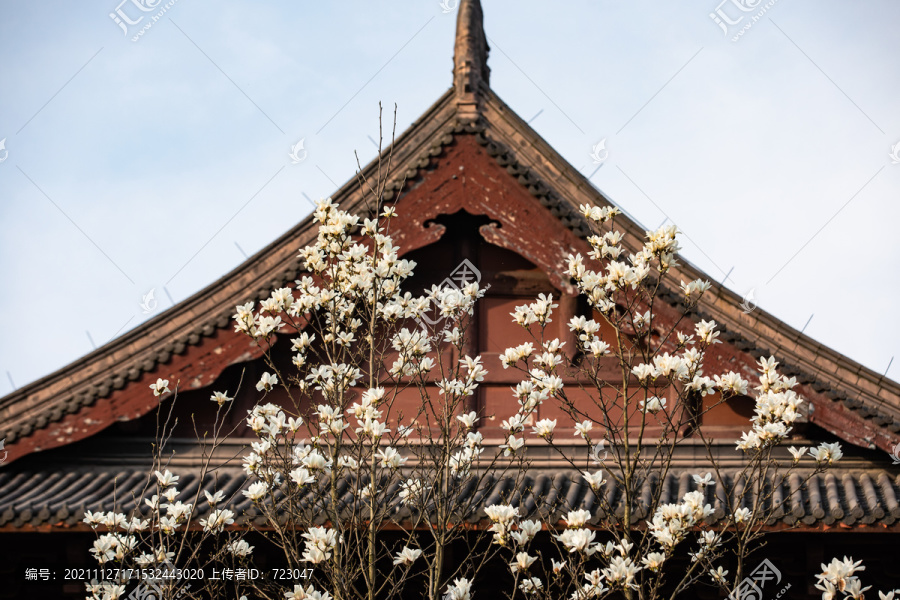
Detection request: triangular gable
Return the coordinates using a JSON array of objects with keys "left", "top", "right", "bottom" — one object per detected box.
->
[{"left": 1, "top": 1, "right": 898, "bottom": 467}]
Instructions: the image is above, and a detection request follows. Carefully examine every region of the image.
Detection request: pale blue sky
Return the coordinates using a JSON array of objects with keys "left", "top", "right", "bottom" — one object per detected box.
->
[{"left": 1, "top": 1, "right": 898, "bottom": 394}]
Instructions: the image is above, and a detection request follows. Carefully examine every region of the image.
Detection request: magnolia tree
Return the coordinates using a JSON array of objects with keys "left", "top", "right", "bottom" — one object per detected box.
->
[
  {"left": 483, "top": 204, "right": 847, "bottom": 600},
  {"left": 82, "top": 381, "right": 258, "bottom": 600},
  {"left": 225, "top": 192, "right": 531, "bottom": 600},
  {"left": 82, "top": 142, "right": 864, "bottom": 600},
  {"left": 81, "top": 137, "right": 530, "bottom": 600}
]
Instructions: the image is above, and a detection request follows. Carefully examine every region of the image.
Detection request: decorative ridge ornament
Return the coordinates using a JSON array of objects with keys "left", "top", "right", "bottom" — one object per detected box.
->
[{"left": 453, "top": 0, "right": 490, "bottom": 119}]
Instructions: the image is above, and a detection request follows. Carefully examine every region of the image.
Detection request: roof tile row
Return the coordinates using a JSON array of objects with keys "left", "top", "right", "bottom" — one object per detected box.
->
[{"left": 1, "top": 466, "right": 898, "bottom": 530}]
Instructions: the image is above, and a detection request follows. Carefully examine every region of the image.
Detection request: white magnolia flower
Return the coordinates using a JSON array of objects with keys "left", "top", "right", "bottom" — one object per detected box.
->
[
  {"left": 500, "top": 343, "right": 534, "bottom": 368},
  {"left": 519, "top": 577, "right": 543, "bottom": 595},
  {"left": 301, "top": 526, "right": 339, "bottom": 564},
  {"left": 500, "top": 435, "right": 525, "bottom": 456},
  {"left": 376, "top": 447, "right": 407, "bottom": 469},
  {"left": 733, "top": 507, "right": 752, "bottom": 523},
  {"left": 154, "top": 470, "right": 179, "bottom": 488},
  {"left": 82, "top": 510, "right": 104, "bottom": 528},
  {"left": 812, "top": 442, "right": 843, "bottom": 464},
  {"left": 456, "top": 411, "right": 479, "bottom": 429},
  {"left": 149, "top": 378, "right": 170, "bottom": 397},
  {"left": 337, "top": 456, "right": 359, "bottom": 470},
  {"left": 126, "top": 516, "right": 149, "bottom": 533},
  {"left": 463, "top": 355, "right": 487, "bottom": 382},
  {"left": 555, "top": 528, "right": 597, "bottom": 554},
  {"left": 633, "top": 310, "right": 652, "bottom": 331},
  {"left": 587, "top": 339, "right": 611, "bottom": 357},
  {"left": 532, "top": 418, "right": 557, "bottom": 440},
  {"left": 444, "top": 327, "right": 462, "bottom": 344},
  {"left": 715, "top": 372, "right": 749, "bottom": 396},
  {"left": 582, "top": 569, "right": 609, "bottom": 597},
  {"left": 243, "top": 481, "right": 268, "bottom": 501},
  {"left": 579, "top": 203, "right": 620, "bottom": 223},
  {"left": 256, "top": 372, "right": 278, "bottom": 392},
  {"left": 365, "top": 420, "right": 390, "bottom": 440},
  {"left": 631, "top": 364, "right": 656, "bottom": 382},
  {"left": 509, "top": 552, "right": 537, "bottom": 573},
  {"left": 90, "top": 535, "right": 118, "bottom": 564},
  {"left": 845, "top": 579, "right": 872, "bottom": 598},
  {"left": 501, "top": 413, "right": 526, "bottom": 433},
  {"left": 164, "top": 501, "right": 192, "bottom": 521},
  {"left": 582, "top": 470, "right": 605, "bottom": 490},
  {"left": 709, "top": 566, "right": 729, "bottom": 584},
  {"left": 788, "top": 446, "right": 808, "bottom": 462},
  {"left": 574, "top": 420, "right": 593, "bottom": 438},
  {"left": 102, "top": 511, "right": 127, "bottom": 530},
  {"left": 681, "top": 278, "right": 711, "bottom": 300},
  {"left": 290, "top": 467, "right": 316, "bottom": 487},
  {"left": 692, "top": 473, "right": 714, "bottom": 488},
  {"left": 519, "top": 520, "right": 541, "bottom": 539},
  {"left": 640, "top": 396, "right": 666, "bottom": 414},
  {"left": 152, "top": 547, "right": 175, "bottom": 564},
  {"left": 210, "top": 391, "right": 233, "bottom": 406},
  {"left": 642, "top": 552, "right": 666, "bottom": 571},
  {"left": 695, "top": 319, "right": 721, "bottom": 345},
  {"left": 393, "top": 546, "right": 423, "bottom": 566},
  {"left": 551, "top": 559, "right": 566, "bottom": 575},
  {"left": 228, "top": 539, "right": 254, "bottom": 557},
  {"left": 285, "top": 584, "right": 333, "bottom": 600},
  {"left": 485, "top": 504, "right": 519, "bottom": 524},
  {"left": 200, "top": 509, "right": 235, "bottom": 533},
  {"left": 291, "top": 332, "right": 315, "bottom": 351},
  {"left": 700, "top": 530, "right": 721, "bottom": 548},
  {"left": 443, "top": 578, "right": 472, "bottom": 600},
  {"left": 399, "top": 478, "right": 429, "bottom": 505},
  {"left": 602, "top": 555, "right": 641, "bottom": 590},
  {"left": 564, "top": 509, "right": 592, "bottom": 528},
  {"left": 541, "top": 374, "right": 564, "bottom": 396},
  {"left": 815, "top": 556, "right": 867, "bottom": 599},
  {"left": 303, "top": 450, "right": 331, "bottom": 471}
]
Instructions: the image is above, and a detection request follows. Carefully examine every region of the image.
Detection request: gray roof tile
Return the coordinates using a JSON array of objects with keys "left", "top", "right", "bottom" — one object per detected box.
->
[{"left": 1, "top": 466, "right": 899, "bottom": 530}]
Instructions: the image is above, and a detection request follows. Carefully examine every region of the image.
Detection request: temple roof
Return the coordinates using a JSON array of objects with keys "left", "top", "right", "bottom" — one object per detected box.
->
[
  {"left": 4, "top": 461, "right": 899, "bottom": 532},
  {"left": 1, "top": 0, "right": 899, "bottom": 468}
]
